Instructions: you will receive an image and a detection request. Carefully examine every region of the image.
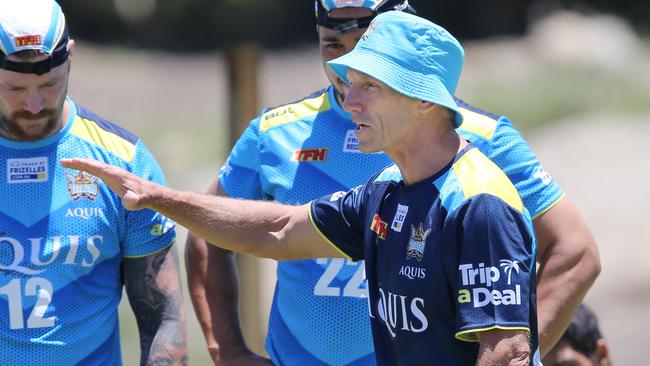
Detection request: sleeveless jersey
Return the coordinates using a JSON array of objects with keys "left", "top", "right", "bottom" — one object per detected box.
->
[
  {"left": 310, "top": 145, "right": 540, "bottom": 365},
  {"left": 219, "top": 87, "right": 561, "bottom": 365},
  {"left": 0, "top": 99, "right": 176, "bottom": 365}
]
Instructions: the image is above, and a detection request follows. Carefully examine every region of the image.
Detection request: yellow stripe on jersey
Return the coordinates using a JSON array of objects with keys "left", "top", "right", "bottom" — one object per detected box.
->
[
  {"left": 453, "top": 148, "right": 523, "bottom": 213},
  {"left": 455, "top": 325, "right": 531, "bottom": 343},
  {"left": 458, "top": 107, "right": 498, "bottom": 140},
  {"left": 70, "top": 116, "right": 137, "bottom": 162},
  {"left": 259, "top": 92, "right": 331, "bottom": 133}
]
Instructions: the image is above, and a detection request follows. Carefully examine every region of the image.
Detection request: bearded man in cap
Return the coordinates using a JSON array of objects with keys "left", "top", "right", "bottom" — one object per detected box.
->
[{"left": 0, "top": 0, "right": 187, "bottom": 364}]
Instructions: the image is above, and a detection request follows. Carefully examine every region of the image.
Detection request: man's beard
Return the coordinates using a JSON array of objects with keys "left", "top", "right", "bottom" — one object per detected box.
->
[{"left": 0, "top": 107, "right": 63, "bottom": 142}]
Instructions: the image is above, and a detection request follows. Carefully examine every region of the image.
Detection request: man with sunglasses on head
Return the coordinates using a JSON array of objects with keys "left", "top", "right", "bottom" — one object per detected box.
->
[
  {"left": 0, "top": 0, "right": 187, "bottom": 364},
  {"left": 186, "top": 1, "right": 600, "bottom": 365}
]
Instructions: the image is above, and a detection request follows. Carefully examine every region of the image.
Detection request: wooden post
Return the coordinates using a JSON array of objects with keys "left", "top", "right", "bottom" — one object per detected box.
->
[{"left": 225, "top": 43, "right": 268, "bottom": 356}]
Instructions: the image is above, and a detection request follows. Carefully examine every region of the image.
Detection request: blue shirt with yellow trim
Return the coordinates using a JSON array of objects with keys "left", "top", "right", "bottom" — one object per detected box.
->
[
  {"left": 0, "top": 99, "right": 175, "bottom": 365},
  {"left": 220, "top": 88, "right": 557, "bottom": 366},
  {"left": 310, "top": 145, "right": 539, "bottom": 366}
]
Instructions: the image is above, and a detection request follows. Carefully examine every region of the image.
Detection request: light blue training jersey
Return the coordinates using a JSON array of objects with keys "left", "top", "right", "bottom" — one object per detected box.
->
[
  {"left": 0, "top": 99, "right": 176, "bottom": 365},
  {"left": 219, "top": 87, "right": 563, "bottom": 366}
]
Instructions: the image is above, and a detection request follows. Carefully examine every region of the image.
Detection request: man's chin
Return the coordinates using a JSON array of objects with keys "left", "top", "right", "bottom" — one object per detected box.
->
[{"left": 2, "top": 119, "right": 59, "bottom": 141}]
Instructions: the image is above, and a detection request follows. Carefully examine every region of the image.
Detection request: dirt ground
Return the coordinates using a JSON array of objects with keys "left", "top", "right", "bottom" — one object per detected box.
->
[{"left": 67, "top": 13, "right": 648, "bottom": 364}]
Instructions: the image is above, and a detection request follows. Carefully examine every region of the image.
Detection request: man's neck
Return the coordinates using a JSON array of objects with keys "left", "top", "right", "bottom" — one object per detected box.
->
[{"left": 390, "top": 130, "right": 466, "bottom": 186}]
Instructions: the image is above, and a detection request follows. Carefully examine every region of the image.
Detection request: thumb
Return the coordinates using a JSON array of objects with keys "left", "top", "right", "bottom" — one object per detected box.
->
[{"left": 122, "top": 190, "right": 142, "bottom": 210}]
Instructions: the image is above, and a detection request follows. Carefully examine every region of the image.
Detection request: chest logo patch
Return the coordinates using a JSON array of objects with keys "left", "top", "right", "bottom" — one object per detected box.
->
[
  {"left": 390, "top": 204, "right": 408, "bottom": 232},
  {"left": 370, "top": 213, "right": 388, "bottom": 240},
  {"left": 343, "top": 129, "right": 361, "bottom": 153},
  {"left": 7, "top": 157, "right": 48, "bottom": 183},
  {"left": 407, "top": 223, "right": 431, "bottom": 261},
  {"left": 291, "top": 148, "right": 329, "bottom": 162},
  {"left": 65, "top": 171, "right": 99, "bottom": 201}
]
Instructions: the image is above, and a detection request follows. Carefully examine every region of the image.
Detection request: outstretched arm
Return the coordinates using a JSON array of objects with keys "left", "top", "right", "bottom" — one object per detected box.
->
[
  {"left": 534, "top": 197, "right": 600, "bottom": 355},
  {"left": 61, "top": 157, "right": 342, "bottom": 260},
  {"left": 124, "top": 244, "right": 188, "bottom": 365},
  {"left": 185, "top": 179, "right": 271, "bottom": 365},
  {"left": 476, "top": 329, "right": 530, "bottom": 366}
]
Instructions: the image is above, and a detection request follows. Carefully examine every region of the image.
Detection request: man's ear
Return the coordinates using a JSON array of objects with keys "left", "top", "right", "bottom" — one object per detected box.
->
[{"left": 67, "top": 39, "right": 76, "bottom": 58}]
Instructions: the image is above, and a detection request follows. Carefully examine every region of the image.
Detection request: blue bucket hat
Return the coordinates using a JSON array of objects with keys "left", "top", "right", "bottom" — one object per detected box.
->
[
  {"left": 0, "top": 0, "right": 70, "bottom": 75},
  {"left": 327, "top": 11, "right": 464, "bottom": 127}
]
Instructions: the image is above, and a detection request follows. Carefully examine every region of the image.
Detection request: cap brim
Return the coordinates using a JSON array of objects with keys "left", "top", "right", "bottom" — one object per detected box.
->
[{"left": 328, "top": 49, "right": 463, "bottom": 127}]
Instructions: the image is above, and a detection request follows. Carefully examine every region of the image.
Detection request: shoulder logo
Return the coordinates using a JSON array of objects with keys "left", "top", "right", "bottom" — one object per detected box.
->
[
  {"left": 533, "top": 166, "right": 553, "bottom": 185},
  {"left": 65, "top": 171, "right": 99, "bottom": 201},
  {"left": 407, "top": 223, "right": 431, "bottom": 261},
  {"left": 291, "top": 148, "right": 329, "bottom": 162},
  {"left": 264, "top": 106, "right": 295, "bottom": 121},
  {"left": 370, "top": 214, "right": 388, "bottom": 240}
]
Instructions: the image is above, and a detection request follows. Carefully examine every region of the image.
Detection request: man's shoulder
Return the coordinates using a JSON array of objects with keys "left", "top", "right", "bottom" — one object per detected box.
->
[
  {"left": 455, "top": 97, "right": 503, "bottom": 142},
  {"left": 69, "top": 104, "right": 141, "bottom": 163},
  {"left": 440, "top": 147, "right": 524, "bottom": 214},
  {"left": 257, "top": 88, "right": 333, "bottom": 133}
]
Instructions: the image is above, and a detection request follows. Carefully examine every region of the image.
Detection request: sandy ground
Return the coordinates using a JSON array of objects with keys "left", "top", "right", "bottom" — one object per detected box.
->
[{"left": 66, "top": 13, "right": 649, "bottom": 364}]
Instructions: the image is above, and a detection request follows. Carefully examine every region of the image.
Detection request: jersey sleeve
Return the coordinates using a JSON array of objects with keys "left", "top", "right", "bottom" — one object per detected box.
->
[
  {"left": 448, "top": 194, "right": 536, "bottom": 342},
  {"left": 219, "top": 116, "right": 264, "bottom": 200},
  {"left": 122, "top": 140, "right": 176, "bottom": 257},
  {"left": 309, "top": 186, "right": 367, "bottom": 261},
  {"left": 489, "top": 117, "right": 565, "bottom": 218}
]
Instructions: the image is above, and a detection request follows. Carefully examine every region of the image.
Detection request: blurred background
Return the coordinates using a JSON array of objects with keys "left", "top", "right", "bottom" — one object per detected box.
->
[{"left": 57, "top": 0, "right": 650, "bottom": 364}]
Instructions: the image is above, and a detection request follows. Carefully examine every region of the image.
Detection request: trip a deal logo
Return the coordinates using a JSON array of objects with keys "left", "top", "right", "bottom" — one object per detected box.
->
[{"left": 457, "top": 259, "right": 524, "bottom": 308}]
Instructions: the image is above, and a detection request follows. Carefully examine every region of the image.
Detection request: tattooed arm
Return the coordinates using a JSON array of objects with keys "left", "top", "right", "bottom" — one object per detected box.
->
[{"left": 124, "top": 243, "right": 188, "bottom": 365}]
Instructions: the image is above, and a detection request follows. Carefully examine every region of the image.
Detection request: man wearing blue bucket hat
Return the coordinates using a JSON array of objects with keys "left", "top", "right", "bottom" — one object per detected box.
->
[
  {"left": 0, "top": 0, "right": 187, "bottom": 364},
  {"left": 186, "top": 0, "right": 599, "bottom": 365},
  {"left": 63, "top": 11, "right": 544, "bottom": 365}
]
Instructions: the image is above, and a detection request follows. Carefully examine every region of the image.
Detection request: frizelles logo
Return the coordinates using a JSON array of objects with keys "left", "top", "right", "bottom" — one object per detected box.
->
[
  {"left": 343, "top": 130, "right": 361, "bottom": 153},
  {"left": 457, "top": 260, "right": 524, "bottom": 308},
  {"left": 7, "top": 157, "right": 48, "bottom": 184},
  {"left": 390, "top": 204, "right": 408, "bottom": 232}
]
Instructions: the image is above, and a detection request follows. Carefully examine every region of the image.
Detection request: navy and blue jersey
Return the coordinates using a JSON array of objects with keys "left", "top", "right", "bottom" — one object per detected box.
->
[
  {"left": 0, "top": 99, "right": 175, "bottom": 365},
  {"left": 220, "top": 86, "right": 559, "bottom": 365},
  {"left": 310, "top": 146, "right": 539, "bottom": 365}
]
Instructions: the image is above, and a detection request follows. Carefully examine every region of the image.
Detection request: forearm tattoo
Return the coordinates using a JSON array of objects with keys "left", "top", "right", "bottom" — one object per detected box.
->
[{"left": 124, "top": 245, "right": 188, "bottom": 365}]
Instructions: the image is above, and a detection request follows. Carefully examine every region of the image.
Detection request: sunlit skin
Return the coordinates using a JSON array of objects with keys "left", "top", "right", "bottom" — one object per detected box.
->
[
  {"left": 317, "top": 7, "right": 372, "bottom": 104},
  {"left": 343, "top": 69, "right": 463, "bottom": 185},
  {"left": 0, "top": 40, "right": 75, "bottom": 141},
  {"left": 542, "top": 339, "right": 611, "bottom": 366}
]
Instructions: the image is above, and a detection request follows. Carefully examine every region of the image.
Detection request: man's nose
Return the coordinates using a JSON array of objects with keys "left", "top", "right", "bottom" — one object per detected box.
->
[
  {"left": 23, "top": 90, "right": 45, "bottom": 114},
  {"left": 343, "top": 85, "right": 362, "bottom": 114}
]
